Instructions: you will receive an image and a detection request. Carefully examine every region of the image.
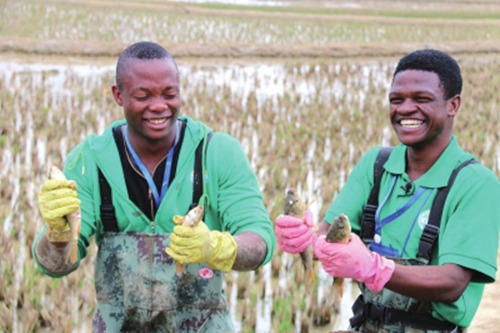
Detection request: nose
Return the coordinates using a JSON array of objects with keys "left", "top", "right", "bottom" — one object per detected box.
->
[
  {"left": 149, "top": 96, "right": 167, "bottom": 112},
  {"left": 393, "top": 98, "right": 416, "bottom": 114}
]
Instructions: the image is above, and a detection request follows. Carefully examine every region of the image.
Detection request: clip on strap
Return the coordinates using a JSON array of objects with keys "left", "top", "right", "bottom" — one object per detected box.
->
[
  {"left": 417, "top": 223, "right": 440, "bottom": 261},
  {"left": 361, "top": 204, "right": 377, "bottom": 241}
]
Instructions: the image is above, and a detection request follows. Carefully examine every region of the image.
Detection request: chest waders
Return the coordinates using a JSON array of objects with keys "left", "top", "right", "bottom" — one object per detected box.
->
[
  {"left": 349, "top": 147, "right": 475, "bottom": 333},
  {"left": 92, "top": 132, "right": 234, "bottom": 333}
]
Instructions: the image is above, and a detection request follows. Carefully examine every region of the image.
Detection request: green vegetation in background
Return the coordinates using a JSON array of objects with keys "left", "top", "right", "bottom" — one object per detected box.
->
[{"left": 1, "top": 1, "right": 500, "bottom": 46}]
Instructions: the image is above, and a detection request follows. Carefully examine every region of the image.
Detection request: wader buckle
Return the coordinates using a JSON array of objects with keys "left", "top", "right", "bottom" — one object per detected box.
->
[{"left": 365, "top": 301, "right": 392, "bottom": 324}]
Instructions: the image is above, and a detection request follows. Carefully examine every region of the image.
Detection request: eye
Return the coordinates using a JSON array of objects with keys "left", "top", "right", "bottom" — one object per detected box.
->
[
  {"left": 132, "top": 92, "right": 149, "bottom": 101},
  {"left": 415, "top": 97, "right": 432, "bottom": 103},
  {"left": 164, "top": 93, "right": 178, "bottom": 100},
  {"left": 389, "top": 97, "right": 403, "bottom": 105}
]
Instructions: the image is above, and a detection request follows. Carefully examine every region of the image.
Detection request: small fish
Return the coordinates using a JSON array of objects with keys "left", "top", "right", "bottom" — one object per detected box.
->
[
  {"left": 172, "top": 205, "right": 204, "bottom": 275},
  {"left": 325, "top": 213, "right": 352, "bottom": 313},
  {"left": 283, "top": 188, "right": 315, "bottom": 292},
  {"left": 49, "top": 166, "right": 81, "bottom": 264},
  {"left": 284, "top": 188, "right": 306, "bottom": 218},
  {"left": 326, "top": 213, "right": 351, "bottom": 243}
]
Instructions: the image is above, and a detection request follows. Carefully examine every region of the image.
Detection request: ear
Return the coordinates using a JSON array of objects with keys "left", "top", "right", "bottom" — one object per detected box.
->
[
  {"left": 111, "top": 85, "right": 123, "bottom": 106},
  {"left": 447, "top": 94, "right": 461, "bottom": 116}
]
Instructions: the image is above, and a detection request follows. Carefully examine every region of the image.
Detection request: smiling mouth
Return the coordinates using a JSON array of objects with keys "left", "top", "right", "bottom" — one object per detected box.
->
[
  {"left": 400, "top": 119, "right": 423, "bottom": 128},
  {"left": 147, "top": 117, "right": 168, "bottom": 125}
]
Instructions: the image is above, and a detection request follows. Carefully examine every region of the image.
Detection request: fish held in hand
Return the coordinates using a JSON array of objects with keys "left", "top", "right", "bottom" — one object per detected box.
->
[
  {"left": 325, "top": 213, "right": 352, "bottom": 313},
  {"left": 49, "top": 166, "right": 81, "bottom": 264},
  {"left": 284, "top": 188, "right": 306, "bottom": 218},
  {"left": 172, "top": 205, "right": 204, "bottom": 275},
  {"left": 326, "top": 213, "right": 351, "bottom": 243},
  {"left": 283, "top": 188, "right": 316, "bottom": 291}
]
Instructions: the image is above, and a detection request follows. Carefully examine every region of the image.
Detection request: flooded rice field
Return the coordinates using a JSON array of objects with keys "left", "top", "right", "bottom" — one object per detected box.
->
[{"left": 1, "top": 53, "right": 499, "bottom": 332}]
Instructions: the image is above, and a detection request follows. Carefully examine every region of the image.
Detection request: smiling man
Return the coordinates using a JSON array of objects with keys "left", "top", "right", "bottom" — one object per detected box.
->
[
  {"left": 275, "top": 49, "right": 500, "bottom": 332},
  {"left": 33, "top": 41, "right": 275, "bottom": 332}
]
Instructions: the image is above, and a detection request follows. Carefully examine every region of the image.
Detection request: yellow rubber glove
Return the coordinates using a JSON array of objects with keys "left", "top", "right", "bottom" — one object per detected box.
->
[
  {"left": 166, "top": 221, "right": 237, "bottom": 272},
  {"left": 38, "top": 179, "right": 81, "bottom": 243}
]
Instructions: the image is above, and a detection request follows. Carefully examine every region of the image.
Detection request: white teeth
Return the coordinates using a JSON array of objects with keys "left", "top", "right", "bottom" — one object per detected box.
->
[
  {"left": 149, "top": 118, "right": 166, "bottom": 124},
  {"left": 400, "top": 119, "right": 423, "bottom": 128}
]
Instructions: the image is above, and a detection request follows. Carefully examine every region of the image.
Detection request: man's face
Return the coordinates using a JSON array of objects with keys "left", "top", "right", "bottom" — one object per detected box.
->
[
  {"left": 388, "top": 69, "right": 459, "bottom": 150},
  {"left": 112, "top": 58, "right": 181, "bottom": 147}
]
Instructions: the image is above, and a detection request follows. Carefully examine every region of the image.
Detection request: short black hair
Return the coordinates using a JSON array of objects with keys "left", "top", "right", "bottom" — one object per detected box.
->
[
  {"left": 393, "top": 49, "right": 462, "bottom": 99},
  {"left": 115, "top": 41, "right": 177, "bottom": 88}
]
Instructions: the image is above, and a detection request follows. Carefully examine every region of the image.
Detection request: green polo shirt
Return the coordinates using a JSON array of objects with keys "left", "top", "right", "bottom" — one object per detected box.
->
[{"left": 324, "top": 136, "right": 500, "bottom": 327}]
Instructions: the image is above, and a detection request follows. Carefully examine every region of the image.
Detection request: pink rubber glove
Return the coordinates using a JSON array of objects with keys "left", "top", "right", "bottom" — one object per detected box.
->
[
  {"left": 275, "top": 210, "right": 316, "bottom": 254},
  {"left": 315, "top": 233, "right": 395, "bottom": 291}
]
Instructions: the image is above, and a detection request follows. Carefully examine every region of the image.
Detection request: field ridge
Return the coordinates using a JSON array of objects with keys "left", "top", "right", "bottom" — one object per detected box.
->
[{"left": 2, "top": 37, "right": 500, "bottom": 58}]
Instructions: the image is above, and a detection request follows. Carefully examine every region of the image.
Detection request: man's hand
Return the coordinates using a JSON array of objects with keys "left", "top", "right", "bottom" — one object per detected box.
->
[
  {"left": 38, "top": 179, "right": 81, "bottom": 242},
  {"left": 166, "top": 221, "right": 237, "bottom": 272},
  {"left": 275, "top": 210, "right": 316, "bottom": 254},
  {"left": 315, "top": 233, "right": 395, "bottom": 291}
]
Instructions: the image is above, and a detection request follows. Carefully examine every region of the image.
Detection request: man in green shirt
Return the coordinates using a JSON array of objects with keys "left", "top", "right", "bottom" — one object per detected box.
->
[
  {"left": 33, "top": 41, "right": 276, "bottom": 332},
  {"left": 276, "top": 49, "right": 500, "bottom": 332}
]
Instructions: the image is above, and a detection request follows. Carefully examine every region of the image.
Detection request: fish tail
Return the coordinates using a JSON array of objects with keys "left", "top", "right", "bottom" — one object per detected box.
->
[
  {"left": 331, "top": 277, "right": 345, "bottom": 313},
  {"left": 175, "top": 262, "right": 186, "bottom": 276},
  {"left": 305, "top": 267, "right": 316, "bottom": 291},
  {"left": 300, "top": 245, "right": 315, "bottom": 292},
  {"left": 69, "top": 240, "right": 78, "bottom": 263}
]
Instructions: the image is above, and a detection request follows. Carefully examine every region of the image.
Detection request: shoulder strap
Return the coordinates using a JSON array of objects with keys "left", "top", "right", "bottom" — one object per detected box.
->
[
  {"left": 189, "top": 131, "right": 214, "bottom": 211},
  {"left": 98, "top": 132, "right": 214, "bottom": 231},
  {"left": 361, "top": 147, "right": 393, "bottom": 241},
  {"left": 417, "top": 158, "right": 477, "bottom": 261},
  {"left": 98, "top": 168, "right": 119, "bottom": 232}
]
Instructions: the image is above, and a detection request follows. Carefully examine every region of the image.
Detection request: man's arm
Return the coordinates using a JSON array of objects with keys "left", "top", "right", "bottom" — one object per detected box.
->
[
  {"left": 386, "top": 263, "right": 473, "bottom": 302},
  {"left": 34, "top": 233, "right": 77, "bottom": 274},
  {"left": 315, "top": 225, "right": 473, "bottom": 302},
  {"left": 232, "top": 232, "right": 267, "bottom": 271}
]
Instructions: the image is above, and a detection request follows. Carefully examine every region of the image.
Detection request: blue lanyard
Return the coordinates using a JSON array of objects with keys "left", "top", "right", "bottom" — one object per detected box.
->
[
  {"left": 400, "top": 188, "right": 435, "bottom": 256},
  {"left": 375, "top": 176, "right": 428, "bottom": 235},
  {"left": 123, "top": 122, "right": 180, "bottom": 207}
]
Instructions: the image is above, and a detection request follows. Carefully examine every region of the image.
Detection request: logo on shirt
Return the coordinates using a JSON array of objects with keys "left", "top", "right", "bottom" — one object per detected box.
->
[{"left": 418, "top": 210, "right": 430, "bottom": 230}]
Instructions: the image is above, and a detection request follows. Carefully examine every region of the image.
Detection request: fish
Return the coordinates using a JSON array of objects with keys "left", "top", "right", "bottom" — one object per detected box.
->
[
  {"left": 171, "top": 205, "right": 205, "bottom": 275},
  {"left": 326, "top": 213, "right": 351, "bottom": 243},
  {"left": 49, "top": 166, "right": 81, "bottom": 264},
  {"left": 283, "top": 188, "right": 316, "bottom": 292},
  {"left": 325, "top": 213, "right": 352, "bottom": 313}
]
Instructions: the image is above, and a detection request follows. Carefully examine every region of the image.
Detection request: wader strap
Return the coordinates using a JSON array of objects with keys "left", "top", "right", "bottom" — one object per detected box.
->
[
  {"left": 361, "top": 147, "right": 393, "bottom": 241},
  {"left": 189, "top": 131, "right": 213, "bottom": 211},
  {"left": 98, "top": 168, "right": 119, "bottom": 232},
  {"left": 364, "top": 301, "right": 458, "bottom": 331},
  {"left": 349, "top": 294, "right": 366, "bottom": 329},
  {"left": 351, "top": 296, "right": 458, "bottom": 331},
  {"left": 417, "top": 158, "right": 477, "bottom": 261},
  {"left": 98, "top": 131, "right": 214, "bottom": 231}
]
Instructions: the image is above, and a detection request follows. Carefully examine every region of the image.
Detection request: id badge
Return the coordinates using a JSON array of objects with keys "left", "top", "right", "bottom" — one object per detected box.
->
[{"left": 369, "top": 241, "right": 399, "bottom": 257}]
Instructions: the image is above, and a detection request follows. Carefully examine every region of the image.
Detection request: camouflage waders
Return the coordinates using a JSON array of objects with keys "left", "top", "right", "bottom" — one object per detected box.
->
[
  {"left": 92, "top": 232, "right": 234, "bottom": 333},
  {"left": 348, "top": 259, "right": 464, "bottom": 333}
]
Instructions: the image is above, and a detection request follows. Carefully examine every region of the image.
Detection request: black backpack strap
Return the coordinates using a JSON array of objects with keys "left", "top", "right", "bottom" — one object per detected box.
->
[
  {"left": 417, "top": 158, "right": 477, "bottom": 261},
  {"left": 98, "top": 168, "right": 119, "bottom": 232},
  {"left": 189, "top": 131, "right": 213, "bottom": 211},
  {"left": 361, "top": 147, "right": 393, "bottom": 241}
]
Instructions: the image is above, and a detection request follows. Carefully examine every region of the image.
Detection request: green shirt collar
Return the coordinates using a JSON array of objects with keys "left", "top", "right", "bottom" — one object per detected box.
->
[{"left": 384, "top": 136, "right": 468, "bottom": 189}]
